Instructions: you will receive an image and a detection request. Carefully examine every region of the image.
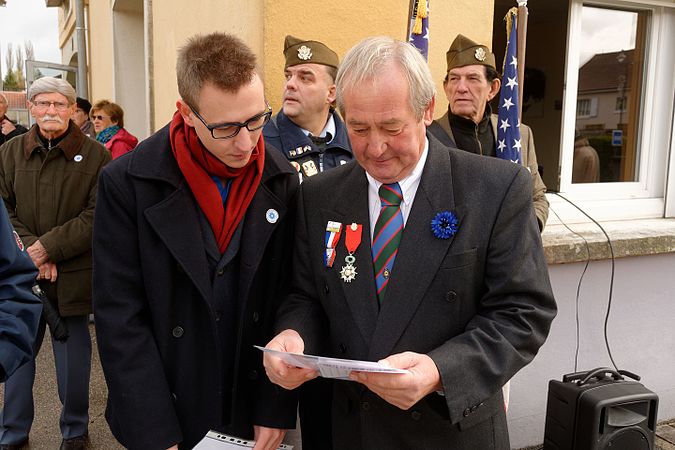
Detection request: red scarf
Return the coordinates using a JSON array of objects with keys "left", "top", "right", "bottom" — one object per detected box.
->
[{"left": 169, "top": 111, "right": 264, "bottom": 253}]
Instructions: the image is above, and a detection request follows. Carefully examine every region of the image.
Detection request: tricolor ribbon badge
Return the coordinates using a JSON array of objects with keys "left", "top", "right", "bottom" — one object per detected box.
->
[{"left": 324, "top": 221, "right": 343, "bottom": 267}]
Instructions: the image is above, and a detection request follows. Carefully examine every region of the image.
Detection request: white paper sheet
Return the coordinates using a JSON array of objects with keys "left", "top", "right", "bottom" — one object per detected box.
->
[
  {"left": 193, "top": 430, "right": 293, "bottom": 450},
  {"left": 255, "top": 346, "right": 409, "bottom": 380}
]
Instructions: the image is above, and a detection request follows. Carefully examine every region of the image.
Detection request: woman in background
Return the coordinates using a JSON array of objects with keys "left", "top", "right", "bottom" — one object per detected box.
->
[{"left": 91, "top": 100, "right": 138, "bottom": 159}]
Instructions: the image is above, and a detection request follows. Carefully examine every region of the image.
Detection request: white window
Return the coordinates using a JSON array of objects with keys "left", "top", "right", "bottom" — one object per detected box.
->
[{"left": 555, "top": 0, "right": 675, "bottom": 221}]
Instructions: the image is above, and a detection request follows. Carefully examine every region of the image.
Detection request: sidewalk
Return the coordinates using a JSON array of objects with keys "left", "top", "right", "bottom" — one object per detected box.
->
[{"left": 0, "top": 325, "right": 123, "bottom": 449}]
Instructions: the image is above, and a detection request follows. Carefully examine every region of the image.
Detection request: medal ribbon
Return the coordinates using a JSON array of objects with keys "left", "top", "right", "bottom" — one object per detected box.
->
[{"left": 345, "top": 223, "right": 362, "bottom": 255}]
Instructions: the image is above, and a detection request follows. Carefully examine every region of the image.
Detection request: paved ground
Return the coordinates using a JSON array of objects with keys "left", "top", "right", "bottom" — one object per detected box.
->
[
  {"left": 0, "top": 325, "right": 122, "bottom": 449},
  {"left": 1, "top": 325, "right": 672, "bottom": 449}
]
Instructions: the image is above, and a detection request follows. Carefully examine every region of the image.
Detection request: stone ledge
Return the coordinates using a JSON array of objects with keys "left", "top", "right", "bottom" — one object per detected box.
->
[{"left": 542, "top": 218, "right": 675, "bottom": 265}]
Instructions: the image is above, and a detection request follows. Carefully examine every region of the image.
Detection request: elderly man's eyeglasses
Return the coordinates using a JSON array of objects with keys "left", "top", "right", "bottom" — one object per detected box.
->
[
  {"left": 190, "top": 104, "right": 272, "bottom": 140},
  {"left": 32, "top": 100, "right": 71, "bottom": 111}
]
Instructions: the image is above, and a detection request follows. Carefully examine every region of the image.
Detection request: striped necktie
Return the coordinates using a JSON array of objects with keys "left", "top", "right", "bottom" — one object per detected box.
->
[{"left": 372, "top": 182, "right": 404, "bottom": 304}]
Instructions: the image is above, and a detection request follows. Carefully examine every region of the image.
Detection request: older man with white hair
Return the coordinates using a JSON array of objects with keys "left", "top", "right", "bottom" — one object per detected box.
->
[{"left": 0, "top": 77, "right": 110, "bottom": 450}]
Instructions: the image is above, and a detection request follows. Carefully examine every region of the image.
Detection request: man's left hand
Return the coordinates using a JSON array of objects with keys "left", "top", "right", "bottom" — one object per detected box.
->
[
  {"left": 1, "top": 119, "right": 16, "bottom": 136},
  {"left": 27, "top": 240, "right": 49, "bottom": 267},
  {"left": 349, "top": 351, "right": 442, "bottom": 410},
  {"left": 252, "top": 425, "right": 286, "bottom": 450}
]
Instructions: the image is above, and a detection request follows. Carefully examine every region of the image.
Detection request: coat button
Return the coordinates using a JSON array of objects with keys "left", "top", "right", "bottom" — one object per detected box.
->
[
  {"left": 172, "top": 326, "right": 184, "bottom": 338},
  {"left": 171, "top": 392, "right": 177, "bottom": 401},
  {"left": 214, "top": 311, "right": 222, "bottom": 322},
  {"left": 217, "top": 268, "right": 225, "bottom": 276},
  {"left": 411, "top": 411, "right": 422, "bottom": 420},
  {"left": 338, "top": 343, "right": 347, "bottom": 354},
  {"left": 361, "top": 401, "right": 370, "bottom": 411},
  {"left": 252, "top": 311, "right": 260, "bottom": 323},
  {"left": 463, "top": 408, "right": 471, "bottom": 417},
  {"left": 446, "top": 291, "right": 458, "bottom": 302},
  {"left": 324, "top": 284, "right": 329, "bottom": 294},
  {"left": 248, "top": 370, "right": 258, "bottom": 380}
]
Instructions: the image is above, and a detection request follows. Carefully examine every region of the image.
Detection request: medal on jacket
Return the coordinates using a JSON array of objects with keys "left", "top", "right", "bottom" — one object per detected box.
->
[
  {"left": 324, "top": 221, "right": 343, "bottom": 268},
  {"left": 340, "top": 223, "right": 362, "bottom": 283}
]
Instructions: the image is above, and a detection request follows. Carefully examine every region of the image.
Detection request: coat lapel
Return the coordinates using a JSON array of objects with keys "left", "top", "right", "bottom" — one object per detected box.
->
[
  {"left": 323, "top": 165, "right": 379, "bottom": 346},
  {"left": 144, "top": 186, "right": 212, "bottom": 304},
  {"left": 368, "top": 139, "right": 459, "bottom": 360},
  {"left": 238, "top": 183, "right": 288, "bottom": 309}
]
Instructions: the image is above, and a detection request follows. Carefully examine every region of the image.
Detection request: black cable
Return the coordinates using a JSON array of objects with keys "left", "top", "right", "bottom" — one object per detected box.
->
[
  {"left": 547, "top": 205, "right": 591, "bottom": 372},
  {"left": 552, "top": 193, "right": 618, "bottom": 372}
]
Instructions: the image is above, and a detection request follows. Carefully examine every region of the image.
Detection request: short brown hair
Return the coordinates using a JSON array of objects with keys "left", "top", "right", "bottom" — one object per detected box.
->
[
  {"left": 176, "top": 33, "right": 257, "bottom": 111},
  {"left": 91, "top": 100, "right": 125, "bottom": 128}
]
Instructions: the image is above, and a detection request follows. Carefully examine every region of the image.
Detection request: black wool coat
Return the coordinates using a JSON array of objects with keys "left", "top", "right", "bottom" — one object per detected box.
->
[{"left": 93, "top": 124, "right": 298, "bottom": 450}]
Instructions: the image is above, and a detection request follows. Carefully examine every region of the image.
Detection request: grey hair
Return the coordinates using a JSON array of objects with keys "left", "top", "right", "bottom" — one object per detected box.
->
[
  {"left": 335, "top": 36, "right": 436, "bottom": 120},
  {"left": 27, "top": 77, "right": 76, "bottom": 105},
  {"left": 0, "top": 93, "right": 7, "bottom": 105}
]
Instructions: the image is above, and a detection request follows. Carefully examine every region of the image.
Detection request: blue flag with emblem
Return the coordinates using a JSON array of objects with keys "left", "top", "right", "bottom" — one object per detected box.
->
[
  {"left": 408, "top": 0, "right": 429, "bottom": 60},
  {"left": 496, "top": 10, "right": 522, "bottom": 164}
]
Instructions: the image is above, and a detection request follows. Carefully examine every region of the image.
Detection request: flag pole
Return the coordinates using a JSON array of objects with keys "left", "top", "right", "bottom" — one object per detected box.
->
[
  {"left": 516, "top": 0, "right": 528, "bottom": 120},
  {"left": 406, "top": 0, "right": 417, "bottom": 39}
]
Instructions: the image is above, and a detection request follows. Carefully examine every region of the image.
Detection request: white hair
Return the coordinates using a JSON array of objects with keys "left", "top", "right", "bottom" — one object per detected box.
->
[
  {"left": 335, "top": 36, "right": 436, "bottom": 120},
  {"left": 27, "top": 77, "right": 76, "bottom": 105}
]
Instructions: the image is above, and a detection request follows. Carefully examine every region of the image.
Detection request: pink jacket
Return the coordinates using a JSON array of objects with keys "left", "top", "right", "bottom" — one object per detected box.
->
[{"left": 106, "top": 127, "right": 138, "bottom": 159}]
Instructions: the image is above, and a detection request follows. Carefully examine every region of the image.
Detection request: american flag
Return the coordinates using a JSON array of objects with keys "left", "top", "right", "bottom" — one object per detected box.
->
[
  {"left": 408, "top": 0, "right": 429, "bottom": 60},
  {"left": 496, "top": 11, "right": 522, "bottom": 164}
]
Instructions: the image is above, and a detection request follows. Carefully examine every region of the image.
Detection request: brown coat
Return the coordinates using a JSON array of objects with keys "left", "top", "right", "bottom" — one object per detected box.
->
[{"left": 0, "top": 121, "right": 111, "bottom": 315}]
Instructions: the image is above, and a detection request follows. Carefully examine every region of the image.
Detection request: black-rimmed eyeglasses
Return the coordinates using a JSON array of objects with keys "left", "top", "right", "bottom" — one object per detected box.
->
[{"left": 190, "top": 103, "right": 272, "bottom": 140}]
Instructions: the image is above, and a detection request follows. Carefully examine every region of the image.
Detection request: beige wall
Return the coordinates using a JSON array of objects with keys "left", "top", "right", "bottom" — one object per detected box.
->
[
  {"left": 87, "top": 1, "right": 114, "bottom": 106},
  {"left": 151, "top": 0, "right": 265, "bottom": 127}
]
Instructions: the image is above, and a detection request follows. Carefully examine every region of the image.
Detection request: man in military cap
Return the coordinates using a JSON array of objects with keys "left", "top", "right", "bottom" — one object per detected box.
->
[
  {"left": 263, "top": 35, "right": 352, "bottom": 181},
  {"left": 428, "top": 34, "right": 549, "bottom": 230}
]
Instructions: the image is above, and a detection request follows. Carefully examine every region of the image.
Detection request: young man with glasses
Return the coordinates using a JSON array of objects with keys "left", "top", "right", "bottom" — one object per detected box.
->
[
  {"left": 92, "top": 32, "right": 298, "bottom": 450},
  {"left": 0, "top": 77, "right": 110, "bottom": 450}
]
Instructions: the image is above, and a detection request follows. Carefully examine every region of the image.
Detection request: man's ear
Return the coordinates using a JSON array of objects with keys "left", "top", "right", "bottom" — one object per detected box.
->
[
  {"left": 423, "top": 95, "right": 436, "bottom": 126},
  {"left": 177, "top": 100, "right": 195, "bottom": 127},
  {"left": 488, "top": 78, "right": 501, "bottom": 102},
  {"left": 327, "top": 84, "right": 337, "bottom": 105}
]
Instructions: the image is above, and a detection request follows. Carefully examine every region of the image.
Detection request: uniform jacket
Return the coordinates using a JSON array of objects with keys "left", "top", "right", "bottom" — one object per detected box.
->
[
  {"left": 92, "top": 124, "right": 298, "bottom": 450},
  {"left": 0, "top": 116, "right": 28, "bottom": 147},
  {"left": 276, "top": 134, "right": 556, "bottom": 449},
  {"left": 263, "top": 109, "right": 352, "bottom": 177},
  {"left": 106, "top": 126, "right": 138, "bottom": 159},
  {"left": 0, "top": 201, "right": 41, "bottom": 382},
  {"left": 429, "top": 112, "right": 549, "bottom": 229},
  {"left": 0, "top": 121, "right": 110, "bottom": 316}
]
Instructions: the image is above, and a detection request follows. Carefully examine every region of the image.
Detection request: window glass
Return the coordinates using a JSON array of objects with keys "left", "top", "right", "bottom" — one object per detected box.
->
[{"left": 574, "top": 5, "right": 647, "bottom": 184}]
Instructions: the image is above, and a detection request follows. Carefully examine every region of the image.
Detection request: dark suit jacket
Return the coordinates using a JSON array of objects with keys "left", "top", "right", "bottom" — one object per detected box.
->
[
  {"left": 276, "top": 134, "right": 556, "bottom": 449},
  {"left": 93, "top": 125, "right": 298, "bottom": 450}
]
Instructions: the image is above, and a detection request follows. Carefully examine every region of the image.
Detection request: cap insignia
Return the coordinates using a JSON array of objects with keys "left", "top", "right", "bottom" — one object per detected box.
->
[
  {"left": 474, "top": 47, "right": 487, "bottom": 62},
  {"left": 298, "top": 45, "right": 313, "bottom": 61}
]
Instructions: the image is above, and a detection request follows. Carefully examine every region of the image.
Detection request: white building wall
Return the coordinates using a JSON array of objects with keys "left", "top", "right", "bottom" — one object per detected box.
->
[{"left": 508, "top": 252, "right": 675, "bottom": 448}]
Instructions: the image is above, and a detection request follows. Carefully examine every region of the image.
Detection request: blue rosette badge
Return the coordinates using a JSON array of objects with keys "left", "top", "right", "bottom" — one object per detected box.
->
[{"left": 431, "top": 211, "right": 459, "bottom": 239}]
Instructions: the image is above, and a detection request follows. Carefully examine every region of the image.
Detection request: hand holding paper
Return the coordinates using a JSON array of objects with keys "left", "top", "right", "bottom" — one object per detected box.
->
[
  {"left": 262, "top": 329, "right": 318, "bottom": 390},
  {"left": 349, "top": 351, "right": 442, "bottom": 410}
]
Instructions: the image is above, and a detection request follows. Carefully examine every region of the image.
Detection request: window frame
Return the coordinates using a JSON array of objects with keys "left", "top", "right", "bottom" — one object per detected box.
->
[{"left": 555, "top": 0, "right": 675, "bottom": 223}]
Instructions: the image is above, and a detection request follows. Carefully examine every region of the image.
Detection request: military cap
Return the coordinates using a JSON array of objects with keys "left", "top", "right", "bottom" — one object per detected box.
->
[
  {"left": 284, "top": 35, "right": 339, "bottom": 70},
  {"left": 446, "top": 34, "right": 496, "bottom": 72}
]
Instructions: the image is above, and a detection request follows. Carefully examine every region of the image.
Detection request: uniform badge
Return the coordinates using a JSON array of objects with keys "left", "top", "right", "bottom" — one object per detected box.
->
[
  {"left": 290, "top": 161, "right": 301, "bottom": 172},
  {"left": 341, "top": 223, "right": 362, "bottom": 283},
  {"left": 298, "top": 45, "right": 313, "bottom": 61},
  {"left": 74, "top": 154, "right": 83, "bottom": 162},
  {"left": 324, "top": 221, "right": 343, "bottom": 268},
  {"left": 266, "top": 209, "right": 279, "bottom": 224},
  {"left": 302, "top": 160, "right": 319, "bottom": 177},
  {"left": 474, "top": 47, "right": 487, "bottom": 62}
]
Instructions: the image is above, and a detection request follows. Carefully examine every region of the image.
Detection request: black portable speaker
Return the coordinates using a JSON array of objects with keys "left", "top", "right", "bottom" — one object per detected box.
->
[{"left": 543, "top": 367, "right": 658, "bottom": 450}]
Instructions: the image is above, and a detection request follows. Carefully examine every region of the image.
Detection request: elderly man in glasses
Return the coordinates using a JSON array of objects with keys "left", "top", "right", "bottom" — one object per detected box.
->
[
  {"left": 0, "top": 77, "right": 110, "bottom": 450},
  {"left": 92, "top": 32, "right": 298, "bottom": 450}
]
